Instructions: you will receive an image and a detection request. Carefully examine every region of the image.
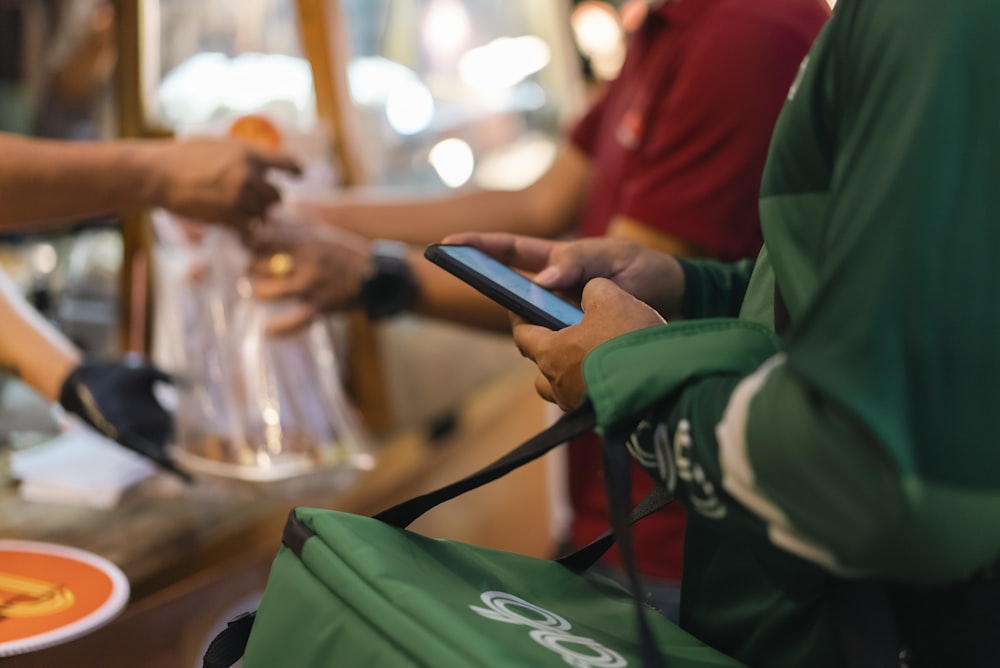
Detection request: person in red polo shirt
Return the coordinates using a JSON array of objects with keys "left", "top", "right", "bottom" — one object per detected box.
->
[{"left": 248, "top": 0, "right": 831, "bottom": 622}]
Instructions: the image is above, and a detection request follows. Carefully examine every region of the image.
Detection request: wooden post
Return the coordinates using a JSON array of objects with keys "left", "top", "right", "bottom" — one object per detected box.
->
[
  {"left": 112, "top": 0, "right": 158, "bottom": 357},
  {"left": 296, "top": 0, "right": 393, "bottom": 432}
]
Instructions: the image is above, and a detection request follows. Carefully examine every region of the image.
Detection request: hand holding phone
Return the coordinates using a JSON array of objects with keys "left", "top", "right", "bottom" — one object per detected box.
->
[{"left": 424, "top": 243, "right": 583, "bottom": 330}]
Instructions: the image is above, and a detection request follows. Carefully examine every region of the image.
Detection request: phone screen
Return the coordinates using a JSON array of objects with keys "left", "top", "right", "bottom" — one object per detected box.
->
[{"left": 425, "top": 244, "right": 584, "bottom": 329}]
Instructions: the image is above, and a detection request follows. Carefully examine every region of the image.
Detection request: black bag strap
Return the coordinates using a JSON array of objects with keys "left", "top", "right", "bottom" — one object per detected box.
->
[
  {"left": 375, "top": 404, "right": 596, "bottom": 528},
  {"left": 602, "top": 424, "right": 667, "bottom": 668},
  {"left": 375, "top": 403, "right": 674, "bottom": 571},
  {"left": 557, "top": 484, "right": 673, "bottom": 571}
]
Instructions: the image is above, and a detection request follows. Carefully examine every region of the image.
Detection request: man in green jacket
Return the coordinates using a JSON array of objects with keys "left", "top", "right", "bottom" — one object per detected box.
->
[{"left": 448, "top": 0, "right": 1000, "bottom": 665}]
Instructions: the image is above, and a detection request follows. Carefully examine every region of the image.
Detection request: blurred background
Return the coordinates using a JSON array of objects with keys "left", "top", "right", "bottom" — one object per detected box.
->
[{"left": 0, "top": 0, "right": 623, "bottom": 430}]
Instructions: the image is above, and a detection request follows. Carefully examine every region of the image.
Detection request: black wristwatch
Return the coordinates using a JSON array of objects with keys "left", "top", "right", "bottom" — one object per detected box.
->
[{"left": 359, "top": 240, "right": 419, "bottom": 319}]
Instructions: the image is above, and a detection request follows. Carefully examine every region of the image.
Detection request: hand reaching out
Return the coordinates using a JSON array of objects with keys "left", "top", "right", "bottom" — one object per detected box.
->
[{"left": 150, "top": 139, "right": 301, "bottom": 228}]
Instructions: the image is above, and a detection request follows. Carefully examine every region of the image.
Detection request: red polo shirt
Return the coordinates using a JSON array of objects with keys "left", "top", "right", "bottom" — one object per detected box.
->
[{"left": 567, "top": 0, "right": 830, "bottom": 581}]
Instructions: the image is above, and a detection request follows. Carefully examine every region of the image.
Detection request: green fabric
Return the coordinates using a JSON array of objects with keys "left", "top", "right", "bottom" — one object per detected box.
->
[
  {"left": 677, "top": 258, "right": 755, "bottom": 320},
  {"left": 578, "top": 0, "right": 1000, "bottom": 665},
  {"left": 584, "top": 320, "right": 780, "bottom": 434},
  {"left": 243, "top": 507, "right": 744, "bottom": 668},
  {"left": 733, "top": 246, "right": 774, "bottom": 329},
  {"left": 749, "top": 0, "right": 1000, "bottom": 576}
]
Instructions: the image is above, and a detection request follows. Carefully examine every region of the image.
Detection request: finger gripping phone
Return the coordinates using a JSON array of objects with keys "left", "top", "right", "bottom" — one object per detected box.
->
[{"left": 424, "top": 243, "right": 584, "bottom": 330}]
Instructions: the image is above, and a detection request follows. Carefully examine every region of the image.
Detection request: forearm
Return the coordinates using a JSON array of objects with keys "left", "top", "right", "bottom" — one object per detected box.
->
[
  {"left": 0, "top": 271, "right": 80, "bottom": 401},
  {"left": 634, "top": 360, "right": 901, "bottom": 573},
  {"left": 408, "top": 252, "right": 513, "bottom": 332},
  {"left": 0, "top": 134, "right": 165, "bottom": 228},
  {"left": 294, "top": 191, "right": 542, "bottom": 244},
  {"left": 293, "top": 144, "right": 589, "bottom": 244},
  {"left": 590, "top": 320, "right": 1000, "bottom": 585},
  {"left": 637, "top": 358, "right": 968, "bottom": 584}
]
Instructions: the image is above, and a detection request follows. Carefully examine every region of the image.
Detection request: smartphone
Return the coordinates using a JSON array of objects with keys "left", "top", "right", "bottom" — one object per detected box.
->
[{"left": 424, "top": 243, "right": 584, "bottom": 330}]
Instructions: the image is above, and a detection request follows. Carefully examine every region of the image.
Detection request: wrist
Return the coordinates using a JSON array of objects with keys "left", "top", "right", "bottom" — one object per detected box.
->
[
  {"left": 123, "top": 140, "right": 170, "bottom": 211},
  {"left": 358, "top": 240, "right": 419, "bottom": 319},
  {"left": 47, "top": 351, "right": 82, "bottom": 404}
]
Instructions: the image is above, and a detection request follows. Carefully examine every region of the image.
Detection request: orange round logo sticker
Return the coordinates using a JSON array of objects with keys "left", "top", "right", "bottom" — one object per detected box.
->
[
  {"left": 228, "top": 114, "right": 284, "bottom": 150},
  {"left": 0, "top": 541, "right": 129, "bottom": 657}
]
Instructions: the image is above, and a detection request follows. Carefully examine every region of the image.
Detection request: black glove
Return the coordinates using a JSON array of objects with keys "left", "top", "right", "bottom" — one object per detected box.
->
[{"left": 59, "top": 359, "right": 191, "bottom": 482}]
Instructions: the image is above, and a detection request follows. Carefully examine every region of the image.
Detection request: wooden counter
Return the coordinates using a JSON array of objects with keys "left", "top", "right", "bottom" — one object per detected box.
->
[{"left": 0, "top": 363, "right": 557, "bottom": 667}]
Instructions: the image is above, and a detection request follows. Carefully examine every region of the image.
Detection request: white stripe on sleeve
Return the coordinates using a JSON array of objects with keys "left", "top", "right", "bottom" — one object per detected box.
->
[{"left": 716, "top": 353, "right": 846, "bottom": 572}]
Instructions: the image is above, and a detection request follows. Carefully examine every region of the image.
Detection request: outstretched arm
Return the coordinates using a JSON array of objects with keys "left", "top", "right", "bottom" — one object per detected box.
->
[
  {"left": 0, "top": 133, "right": 300, "bottom": 229},
  {"left": 248, "top": 225, "right": 513, "bottom": 333},
  {"left": 286, "top": 143, "right": 591, "bottom": 244},
  {"left": 0, "top": 269, "right": 186, "bottom": 477}
]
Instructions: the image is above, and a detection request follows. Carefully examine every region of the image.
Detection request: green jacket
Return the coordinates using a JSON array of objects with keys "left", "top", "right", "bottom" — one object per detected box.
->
[{"left": 582, "top": 0, "right": 1000, "bottom": 665}]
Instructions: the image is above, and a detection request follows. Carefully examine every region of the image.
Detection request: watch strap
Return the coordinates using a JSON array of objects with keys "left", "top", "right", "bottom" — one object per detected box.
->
[{"left": 359, "top": 240, "right": 419, "bottom": 319}]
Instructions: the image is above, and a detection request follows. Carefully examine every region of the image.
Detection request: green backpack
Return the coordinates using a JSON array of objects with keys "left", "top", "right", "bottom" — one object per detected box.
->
[{"left": 203, "top": 407, "right": 744, "bottom": 668}]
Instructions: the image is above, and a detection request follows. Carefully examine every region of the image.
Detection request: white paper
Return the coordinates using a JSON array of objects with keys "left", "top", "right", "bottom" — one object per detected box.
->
[{"left": 11, "top": 427, "right": 155, "bottom": 509}]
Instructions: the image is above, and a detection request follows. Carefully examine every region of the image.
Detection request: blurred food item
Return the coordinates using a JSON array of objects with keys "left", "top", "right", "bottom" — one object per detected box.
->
[
  {"left": 228, "top": 114, "right": 284, "bottom": 150},
  {"left": 185, "top": 431, "right": 324, "bottom": 466}
]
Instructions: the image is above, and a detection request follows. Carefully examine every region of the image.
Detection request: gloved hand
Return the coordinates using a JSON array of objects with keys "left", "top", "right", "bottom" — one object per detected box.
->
[{"left": 58, "top": 359, "right": 191, "bottom": 482}]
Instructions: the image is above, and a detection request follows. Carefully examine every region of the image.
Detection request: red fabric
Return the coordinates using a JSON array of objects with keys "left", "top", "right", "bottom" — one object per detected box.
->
[{"left": 567, "top": 0, "right": 830, "bottom": 581}]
